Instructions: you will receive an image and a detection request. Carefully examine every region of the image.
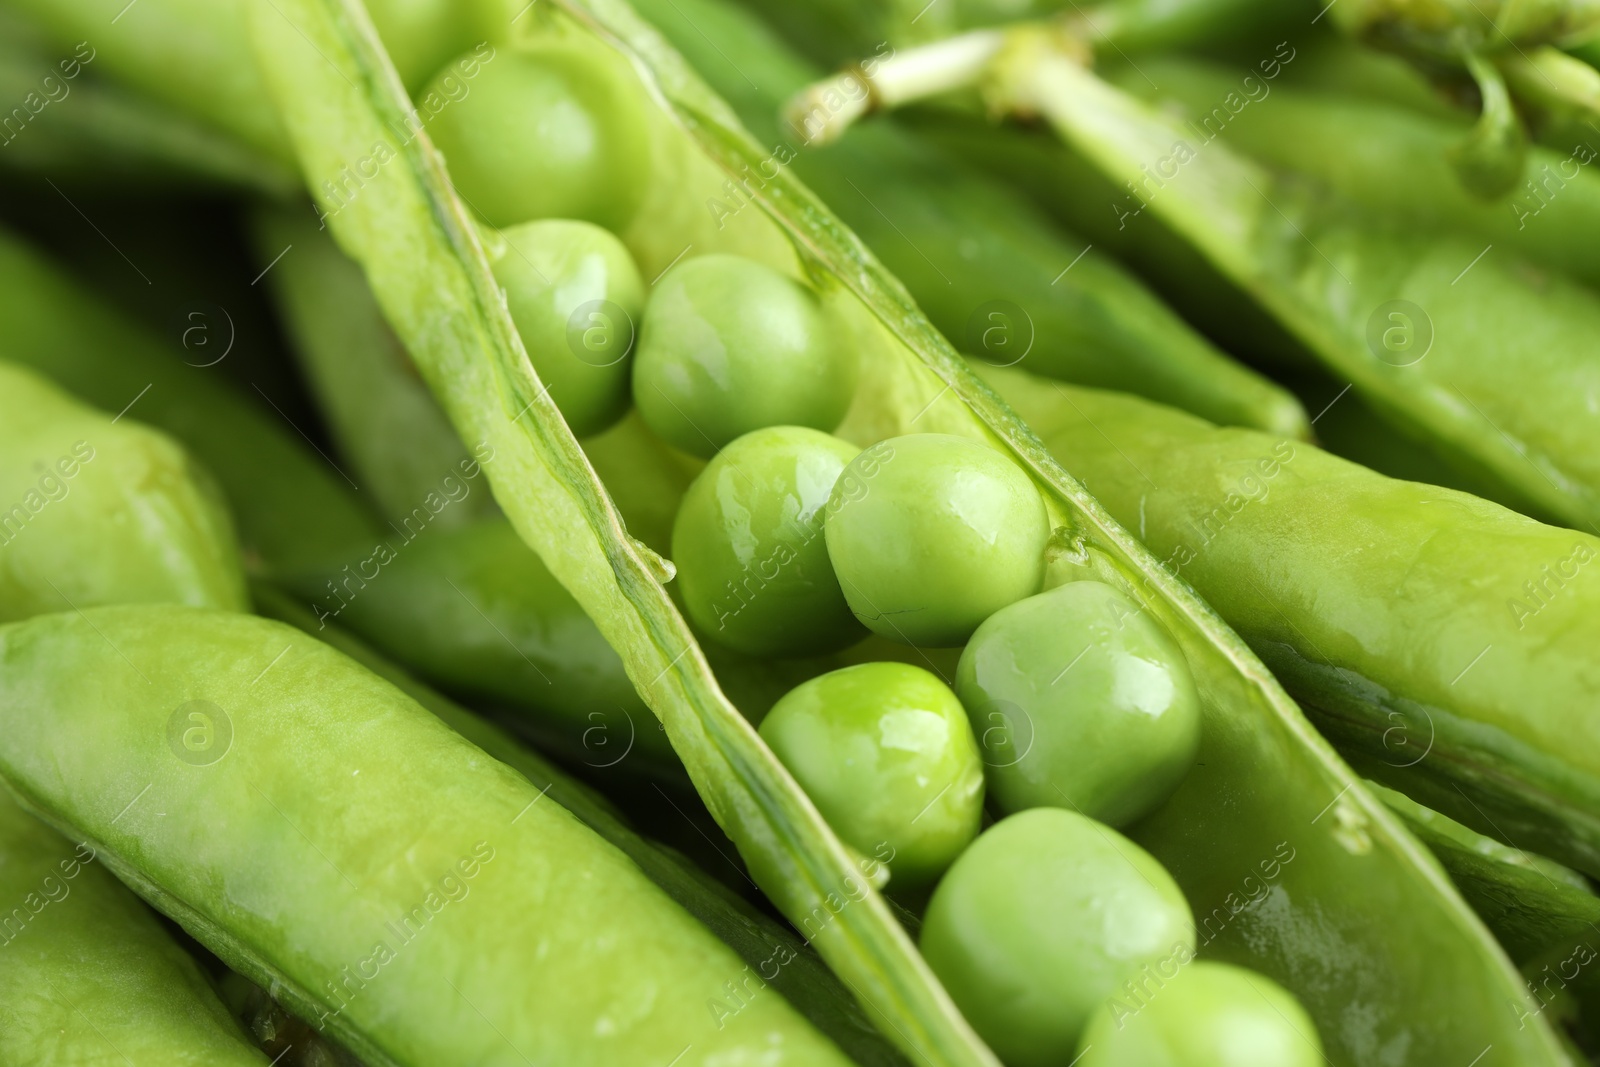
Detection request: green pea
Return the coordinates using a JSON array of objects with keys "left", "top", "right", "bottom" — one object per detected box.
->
[
  {"left": 759, "top": 663, "right": 984, "bottom": 892},
  {"left": 491, "top": 219, "right": 645, "bottom": 437},
  {"left": 423, "top": 37, "right": 650, "bottom": 231},
  {"left": 631, "top": 254, "right": 856, "bottom": 457},
  {"left": 824, "top": 433, "right": 1050, "bottom": 647},
  {"left": 919, "top": 808, "right": 1195, "bottom": 1067},
  {"left": 672, "top": 426, "right": 864, "bottom": 656},
  {"left": 956, "top": 580, "right": 1201, "bottom": 827},
  {"left": 1076, "top": 961, "right": 1323, "bottom": 1067},
  {"left": 0, "top": 360, "right": 247, "bottom": 621}
]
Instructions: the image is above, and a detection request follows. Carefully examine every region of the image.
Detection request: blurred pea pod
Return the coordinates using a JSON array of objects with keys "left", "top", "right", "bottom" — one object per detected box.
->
[
  {"left": 986, "top": 362, "right": 1600, "bottom": 880},
  {"left": 916, "top": 37, "right": 1600, "bottom": 529},
  {"left": 0, "top": 359, "right": 247, "bottom": 619},
  {"left": 0, "top": 788, "right": 269, "bottom": 1065},
  {"left": 0, "top": 605, "right": 859, "bottom": 1067},
  {"left": 247, "top": 0, "right": 1577, "bottom": 1060},
  {"left": 0, "top": 225, "right": 381, "bottom": 573}
]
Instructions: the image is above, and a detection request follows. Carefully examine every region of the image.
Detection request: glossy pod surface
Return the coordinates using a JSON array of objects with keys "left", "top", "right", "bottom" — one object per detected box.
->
[
  {"left": 0, "top": 361, "right": 247, "bottom": 620},
  {"left": 991, "top": 366, "right": 1600, "bottom": 877},
  {"left": 0, "top": 788, "right": 268, "bottom": 1065},
  {"left": 956, "top": 580, "right": 1201, "bottom": 827},
  {"left": 0, "top": 606, "right": 854, "bottom": 1067},
  {"left": 673, "top": 426, "right": 863, "bottom": 657}
]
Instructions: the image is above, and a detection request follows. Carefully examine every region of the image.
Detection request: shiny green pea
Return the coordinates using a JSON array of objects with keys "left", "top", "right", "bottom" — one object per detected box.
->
[
  {"left": 631, "top": 254, "right": 856, "bottom": 457},
  {"left": 956, "top": 580, "right": 1201, "bottom": 827},
  {"left": 760, "top": 662, "right": 984, "bottom": 892},
  {"left": 824, "top": 433, "right": 1050, "bottom": 647},
  {"left": 1076, "top": 961, "right": 1324, "bottom": 1067},
  {"left": 672, "top": 426, "right": 864, "bottom": 657},
  {"left": 0, "top": 360, "right": 247, "bottom": 621},
  {"left": 919, "top": 807, "right": 1195, "bottom": 1067},
  {"left": 423, "top": 37, "right": 650, "bottom": 230},
  {"left": 490, "top": 219, "right": 645, "bottom": 437}
]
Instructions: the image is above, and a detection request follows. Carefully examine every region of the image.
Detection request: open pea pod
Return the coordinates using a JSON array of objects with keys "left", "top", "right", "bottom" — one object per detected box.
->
[{"left": 246, "top": 0, "right": 1567, "bottom": 1062}]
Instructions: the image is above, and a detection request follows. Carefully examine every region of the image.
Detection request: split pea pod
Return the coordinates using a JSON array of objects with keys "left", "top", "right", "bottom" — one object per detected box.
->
[
  {"left": 986, "top": 362, "right": 1600, "bottom": 880},
  {"left": 250, "top": 0, "right": 1576, "bottom": 1062}
]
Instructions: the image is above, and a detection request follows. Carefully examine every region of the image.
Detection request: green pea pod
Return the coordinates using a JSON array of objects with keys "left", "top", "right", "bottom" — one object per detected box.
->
[
  {"left": 1368, "top": 781, "right": 1600, "bottom": 963},
  {"left": 250, "top": 205, "right": 498, "bottom": 530},
  {"left": 253, "top": 581, "right": 913, "bottom": 1067},
  {"left": 0, "top": 605, "right": 857, "bottom": 1067},
  {"left": 0, "top": 359, "right": 248, "bottom": 619},
  {"left": 248, "top": 0, "right": 1571, "bottom": 1062},
  {"left": 0, "top": 225, "right": 382, "bottom": 573},
  {"left": 981, "top": 42, "right": 1600, "bottom": 529},
  {"left": 0, "top": 11, "right": 295, "bottom": 193},
  {"left": 986, "top": 363, "right": 1600, "bottom": 876},
  {"left": 0, "top": 788, "right": 269, "bottom": 1064},
  {"left": 1093, "top": 56, "right": 1600, "bottom": 295}
]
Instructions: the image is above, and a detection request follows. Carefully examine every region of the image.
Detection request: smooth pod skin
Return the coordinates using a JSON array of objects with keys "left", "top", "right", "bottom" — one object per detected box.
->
[
  {"left": 759, "top": 663, "right": 984, "bottom": 892},
  {"left": 824, "top": 433, "right": 1051, "bottom": 646},
  {"left": 919, "top": 808, "right": 1195, "bottom": 1067},
  {"left": 0, "top": 361, "right": 247, "bottom": 621},
  {"left": 0, "top": 789, "right": 267, "bottom": 1065},
  {"left": 956, "top": 580, "right": 1202, "bottom": 826},
  {"left": 673, "top": 426, "right": 864, "bottom": 657},
  {"left": 1075, "top": 961, "right": 1323, "bottom": 1067},
  {"left": 989, "top": 365, "right": 1600, "bottom": 877},
  {"left": 0, "top": 606, "right": 855, "bottom": 1067},
  {"left": 632, "top": 254, "right": 856, "bottom": 457},
  {"left": 491, "top": 219, "right": 646, "bottom": 437},
  {"left": 424, "top": 36, "right": 650, "bottom": 231}
]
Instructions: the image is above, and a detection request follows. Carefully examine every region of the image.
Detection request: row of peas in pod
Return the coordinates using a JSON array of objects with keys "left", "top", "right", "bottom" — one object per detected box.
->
[{"left": 418, "top": 30, "right": 1324, "bottom": 1066}]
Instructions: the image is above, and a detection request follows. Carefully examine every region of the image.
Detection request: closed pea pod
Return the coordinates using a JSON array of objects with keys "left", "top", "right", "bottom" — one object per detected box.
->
[
  {"left": 0, "top": 360, "right": 247, "bottom": 620},
  {"left": 0, "top": 789, "right": 269, "bottom": 1065},
  {"left": 0, "top": 605, "right": 858, "bottom": 1067}
]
